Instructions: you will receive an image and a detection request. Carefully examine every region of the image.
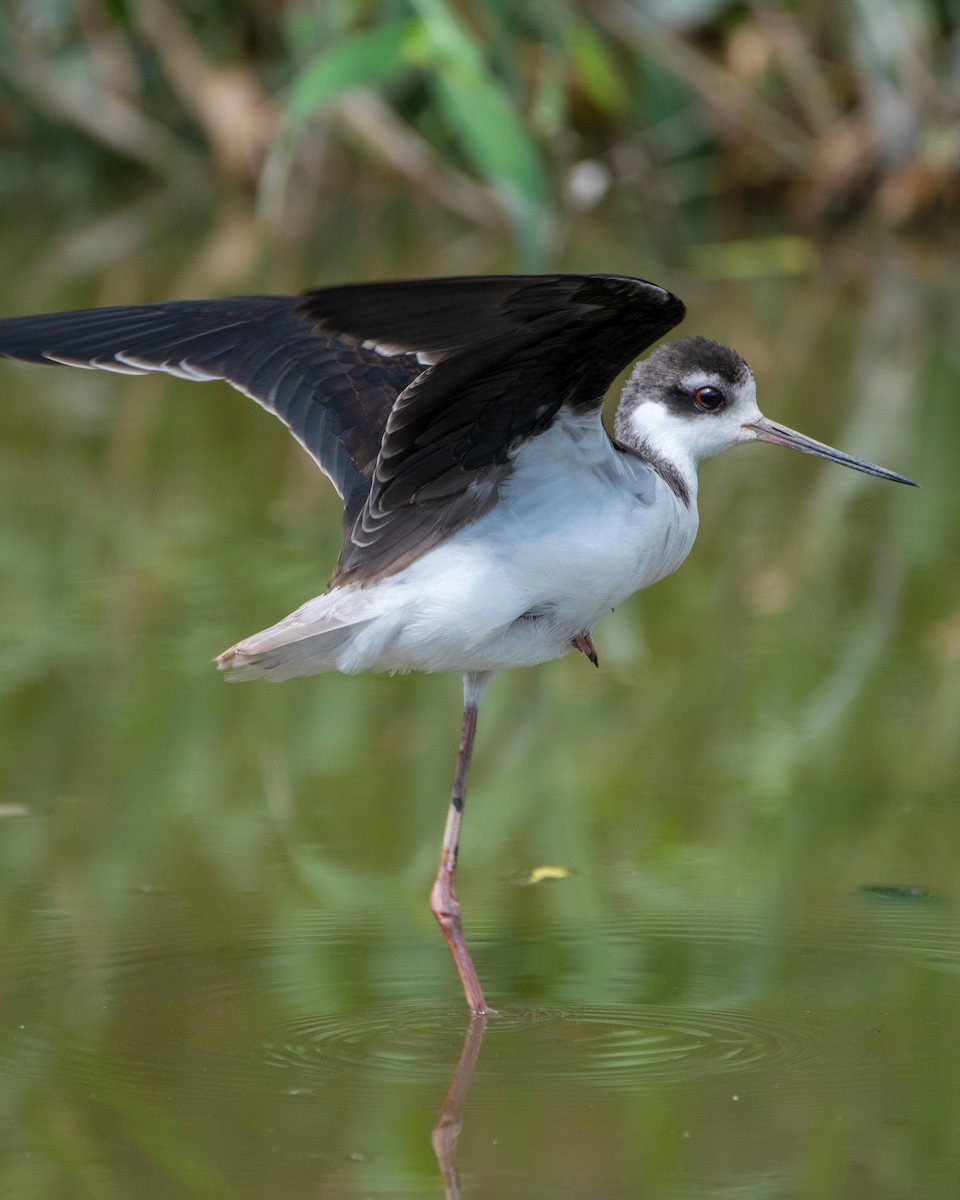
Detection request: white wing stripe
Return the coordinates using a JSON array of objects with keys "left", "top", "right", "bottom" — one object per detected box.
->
[{"left": 113, "top": 351, "right": 220, "bottom": 381}]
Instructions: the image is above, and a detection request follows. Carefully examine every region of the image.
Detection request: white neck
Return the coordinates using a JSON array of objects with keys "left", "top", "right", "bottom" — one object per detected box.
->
[{"left": 617, "top": 405, "right": 703, "bottom": 506}]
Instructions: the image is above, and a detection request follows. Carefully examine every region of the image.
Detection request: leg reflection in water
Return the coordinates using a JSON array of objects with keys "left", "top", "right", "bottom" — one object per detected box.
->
[{"left": 432, "top": 1014, "right": 489, "bottom": 1199}]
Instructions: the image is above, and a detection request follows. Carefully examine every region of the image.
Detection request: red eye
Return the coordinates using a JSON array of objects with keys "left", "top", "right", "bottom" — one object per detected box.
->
[{"left": 694, "top": 386, "right": 723, "bottom": 411}]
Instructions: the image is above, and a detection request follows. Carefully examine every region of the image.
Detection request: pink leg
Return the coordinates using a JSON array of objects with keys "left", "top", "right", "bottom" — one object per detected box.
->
[{"left": 430, "top": 671, "right": 491, "bottom": 1014}]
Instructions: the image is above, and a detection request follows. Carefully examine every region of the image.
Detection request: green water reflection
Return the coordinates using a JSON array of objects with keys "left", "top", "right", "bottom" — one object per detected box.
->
[{"left": 0, "top": 212, "right": 958, "bottom": 1198}]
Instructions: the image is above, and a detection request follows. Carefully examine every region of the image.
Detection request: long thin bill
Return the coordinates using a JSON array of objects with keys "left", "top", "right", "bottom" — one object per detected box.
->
[{"left": 747, "top": 418, "right": 918, "bottom": 487}]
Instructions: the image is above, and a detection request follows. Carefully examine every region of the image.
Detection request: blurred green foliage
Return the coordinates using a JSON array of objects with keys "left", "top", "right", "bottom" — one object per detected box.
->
[{"left": 0, "top": 0, "right": 956, "bottom": 265}]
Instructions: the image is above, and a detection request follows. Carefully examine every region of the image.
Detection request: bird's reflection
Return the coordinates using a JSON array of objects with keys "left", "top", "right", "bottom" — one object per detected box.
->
[{"left": 431, "top": 1013, "right": 488, "bottom": 1199}]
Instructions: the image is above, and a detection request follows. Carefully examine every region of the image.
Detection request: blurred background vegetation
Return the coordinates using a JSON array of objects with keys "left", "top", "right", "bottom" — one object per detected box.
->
[{"left": 0, "top": 0, "right": 956, "bottom": 272}]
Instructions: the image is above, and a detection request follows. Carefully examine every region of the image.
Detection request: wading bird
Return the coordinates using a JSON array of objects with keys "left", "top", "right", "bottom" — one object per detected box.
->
[{"left": 0, "top": 274, "right": 916, "bottom": 1013}]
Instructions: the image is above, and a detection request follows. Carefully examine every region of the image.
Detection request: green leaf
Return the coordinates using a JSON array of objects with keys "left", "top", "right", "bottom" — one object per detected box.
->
[
  {"left": 411, "top": 0, "right": 552, "bottom": 264},
  {"left": 430, "top": 70, "right": 551, "bottom": 267},
  {"left": 285, "top": 20, "right": 417, "bottom": 126},
  {"left": 430, "top": 70, "right": 547, "bottom": 207},
  {"left": 570, "top": 23, "right": 629, "bottom": 117}
]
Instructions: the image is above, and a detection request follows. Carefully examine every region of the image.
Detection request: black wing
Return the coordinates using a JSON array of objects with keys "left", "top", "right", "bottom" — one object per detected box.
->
[
  {"left": 299, "top": 274, "right": 684, "bottom": 584},
  {"left": 0, "top": 274, "right": 685, "bottom": 587},
  {"left": 0, "top": 296, "right": 421, "bottom": 518}
]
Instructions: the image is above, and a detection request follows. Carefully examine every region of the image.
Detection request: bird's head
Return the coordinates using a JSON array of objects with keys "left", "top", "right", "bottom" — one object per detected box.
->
[{"left": 615, "top": 336, "right": 916, "bottom": 488}]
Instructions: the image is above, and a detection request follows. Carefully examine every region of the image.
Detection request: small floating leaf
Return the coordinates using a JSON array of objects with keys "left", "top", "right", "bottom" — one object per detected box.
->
[{"left": 523, "top": 865, "right": 575, "bottom": 885}]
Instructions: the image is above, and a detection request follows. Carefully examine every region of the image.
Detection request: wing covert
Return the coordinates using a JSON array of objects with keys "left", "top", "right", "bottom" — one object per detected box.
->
[{"left": 298, "top": 274, "right": 685, "bottom": 584}]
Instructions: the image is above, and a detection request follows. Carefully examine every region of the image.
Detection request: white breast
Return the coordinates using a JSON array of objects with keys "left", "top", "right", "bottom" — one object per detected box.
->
[
  {"left": 364, "top": 413, "right": 700, "bottom": 673},
  {"left": 223, "top": 413, "right": 701, "bottom": 680}
]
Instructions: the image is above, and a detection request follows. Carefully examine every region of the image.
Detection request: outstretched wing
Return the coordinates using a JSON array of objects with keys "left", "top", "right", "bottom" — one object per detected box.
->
[
  {"left": 299, "top": 274, "right": 685, "bottom": 584},
  {"left": 0, "top": 274, "right": 685, "bottom": 588},
  {"left": 0, "top": 296, "right": 422, "bottom": 516}
]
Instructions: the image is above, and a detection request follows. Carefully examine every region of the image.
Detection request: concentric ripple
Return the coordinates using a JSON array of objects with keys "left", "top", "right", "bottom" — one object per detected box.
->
[
  {"left": 3, "top": 888, "right": 958, "bottom": 1103},
  {"left": 263, "top": 1002, "right": 820, "bottom": 1091}
]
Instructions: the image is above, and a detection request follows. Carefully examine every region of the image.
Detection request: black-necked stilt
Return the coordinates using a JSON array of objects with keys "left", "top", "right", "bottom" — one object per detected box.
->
[{"left": 0, "top": 274, "right": 917, "bottom": 1013}]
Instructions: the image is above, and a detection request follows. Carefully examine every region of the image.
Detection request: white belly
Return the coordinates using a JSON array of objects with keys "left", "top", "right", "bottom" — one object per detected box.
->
[
  {"left": 396, "top": 484, "right": 692, "bottom": 668},
  {"left": 220, "top": 418, "right": 699, "bottom": 680},
  {"left": 335, "top": 422, "right": 698, "bottom": 674}
]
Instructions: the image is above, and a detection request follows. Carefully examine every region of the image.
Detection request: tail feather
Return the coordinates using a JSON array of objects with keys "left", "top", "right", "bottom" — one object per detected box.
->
[{"left": 216, "top": 592, "right": 376, "bottom": 681}]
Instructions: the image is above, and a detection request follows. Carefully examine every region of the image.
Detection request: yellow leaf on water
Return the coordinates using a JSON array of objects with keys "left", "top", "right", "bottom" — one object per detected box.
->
[{"left": 524, "top": 865, "right": 574, "bottom": 885}]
